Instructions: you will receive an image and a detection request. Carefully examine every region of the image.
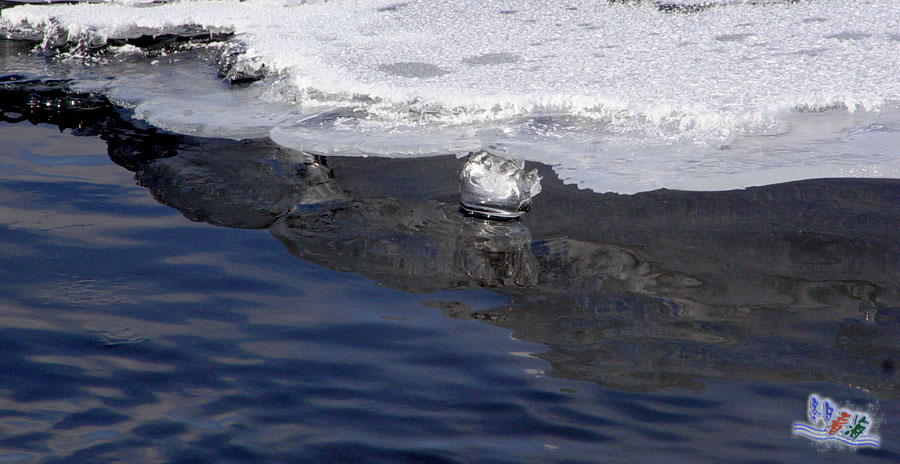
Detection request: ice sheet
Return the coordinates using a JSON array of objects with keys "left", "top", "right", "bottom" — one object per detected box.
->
[{"left": 2, "top": 0, "right": 899, "bottom": 192}]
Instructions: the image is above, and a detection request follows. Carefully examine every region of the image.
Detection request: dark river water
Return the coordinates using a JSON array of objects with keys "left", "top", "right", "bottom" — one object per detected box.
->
[{"left": 1, "top": 43, "right": 900, "bottom": 464}]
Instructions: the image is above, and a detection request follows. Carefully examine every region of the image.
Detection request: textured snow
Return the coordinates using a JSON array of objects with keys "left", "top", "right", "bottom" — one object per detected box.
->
[{"left": 2, "top": 0, "right": 899, "bottom": 192}]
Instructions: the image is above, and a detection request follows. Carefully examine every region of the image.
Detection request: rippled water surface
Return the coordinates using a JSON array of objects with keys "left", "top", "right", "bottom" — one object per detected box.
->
[{"left": 2, "top": 50, "right": 900, "bottom": 464}]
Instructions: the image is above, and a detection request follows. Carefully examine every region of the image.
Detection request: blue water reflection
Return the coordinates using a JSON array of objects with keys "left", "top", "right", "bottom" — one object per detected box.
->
[{"left": 0, "top": 83, "right": 899, "bottom": 463}]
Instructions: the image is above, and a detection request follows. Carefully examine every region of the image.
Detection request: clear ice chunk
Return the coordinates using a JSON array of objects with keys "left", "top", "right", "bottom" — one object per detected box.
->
[{"left": 459, "top": 151, "right": 542, "bottom": 219}]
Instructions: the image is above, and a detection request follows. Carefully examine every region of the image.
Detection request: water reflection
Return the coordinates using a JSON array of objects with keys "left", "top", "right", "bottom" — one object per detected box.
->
[
  {"left": 2, "top": 78, "right": 900, "bottom": 401},
  {"left": 138, "top": 144, "right": 344, "bottom": 229},
  {"left": 273, "top": 201, "right": 539, "bottom": 289}
]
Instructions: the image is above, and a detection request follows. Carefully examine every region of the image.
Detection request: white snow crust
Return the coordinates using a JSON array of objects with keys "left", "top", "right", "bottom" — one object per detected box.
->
[{"left": 3, "top": 0, "right": 899, "bottom": 192}]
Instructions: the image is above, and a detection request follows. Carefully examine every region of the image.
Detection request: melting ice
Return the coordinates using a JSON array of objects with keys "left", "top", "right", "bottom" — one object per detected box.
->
[
  {"left": 459, "top": 151, "right": 542, "bottom": 219},
  {"left": 2, "top": 0, "right": 899, "bottom": 193}
]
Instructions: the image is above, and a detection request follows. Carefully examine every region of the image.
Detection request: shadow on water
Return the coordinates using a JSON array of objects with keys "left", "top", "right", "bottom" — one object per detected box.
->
[
  {"left": 3, "top": 73, "right": 898, "bottom": 396},
  {"left": 2, "top": 67, "right": 900, "bottom": 462},
  {"left": 254, "top": 164, "right": 900, "bottom": 395}
]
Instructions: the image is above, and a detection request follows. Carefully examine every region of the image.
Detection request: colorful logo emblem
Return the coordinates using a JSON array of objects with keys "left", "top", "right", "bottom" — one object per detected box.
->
[{"left": 792, "top": 394, "right": 880, "bottom": 448}]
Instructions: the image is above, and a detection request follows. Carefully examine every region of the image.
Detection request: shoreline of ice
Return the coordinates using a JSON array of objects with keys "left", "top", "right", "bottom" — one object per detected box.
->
[{"left": 2, "top": 0, "right": 900, "bottom": 193}]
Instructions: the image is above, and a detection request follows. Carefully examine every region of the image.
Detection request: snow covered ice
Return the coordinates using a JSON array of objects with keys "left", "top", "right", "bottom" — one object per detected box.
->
[{"left": 2, "top": 0, "right": 899, "bottom": 193}]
